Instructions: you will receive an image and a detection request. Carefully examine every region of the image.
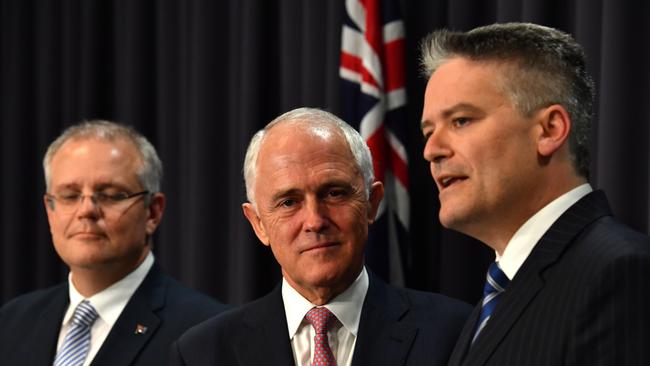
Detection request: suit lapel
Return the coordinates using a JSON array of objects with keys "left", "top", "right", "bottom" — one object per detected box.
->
[
  {"left": 462, "top": 190, "right": 612, "bottom": 365},
  {"left": 90, "top": 264, "right": 165, "bottom": 366},
  {"left": 447, "top": 304, "right": 481, "bottom": 366},
  {"left": 235, "top": 285, "right": 295, "bottom": 365},
  {"left": 31, "top": 284, "right": 70, "bottom": 365},
  {"left": 352, "top": 274, "right": 418, "bottom": 366}
]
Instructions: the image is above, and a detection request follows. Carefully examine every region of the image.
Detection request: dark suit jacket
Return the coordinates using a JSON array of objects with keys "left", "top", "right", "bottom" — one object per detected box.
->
[
  {"left": 0, "top": 263, "right": 229, "bottom": 366},
  {"left": 170, "top": 273, "right": 471, "bottom": 366},
  {"left": 448, "top": 190, "right": 650, "bottom": 366}
]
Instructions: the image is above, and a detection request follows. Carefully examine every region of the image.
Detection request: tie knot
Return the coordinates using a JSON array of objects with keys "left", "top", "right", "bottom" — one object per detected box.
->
[
  {"left": 72, "top": 300, "right": 99, "bottom": 328},
  {"left": 305, "top": 307, "right": 338, "bottom": 334},
  {"left": 484, "top": 262, "right": 509, "bottom": 297}
]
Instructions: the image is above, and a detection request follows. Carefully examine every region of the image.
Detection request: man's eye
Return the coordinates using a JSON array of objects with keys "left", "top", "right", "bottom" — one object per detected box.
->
[
  {"left": 326, "top": 189, "right": 349, "bottom": 200},
  {"left": 96, "top": 192, "right": 127, "bottom": 203},
  {"left": 280, "top": 199, "right": 296, "bottom": 208},
  {"left": 59, "top": 193, "right": 80, "bottom": 203},
  {"left": 452, "top": 117, "right": 471, "bottom": 127}
]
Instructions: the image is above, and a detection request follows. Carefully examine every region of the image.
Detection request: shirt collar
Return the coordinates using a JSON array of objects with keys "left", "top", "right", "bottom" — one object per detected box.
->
[
  {"left": 497, "top": 184, "right": 592, "bottom": 279},
  {"left": 282, "top": 266, "right": 369, "bottom": 340},
  {"left": 63, "top": 251, "right": 155, "bottom": 327}
]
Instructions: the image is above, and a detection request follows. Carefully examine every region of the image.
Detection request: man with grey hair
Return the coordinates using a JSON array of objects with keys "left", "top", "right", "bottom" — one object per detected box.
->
[
  {"left": 0, "top": 120, "right": 228, "bottom": 366},
  {"left": 420, "top": 22, "right": 650, "bottom": 365},
  {"left": 170, "top": 107, "right": 471, "bottom": 366}
]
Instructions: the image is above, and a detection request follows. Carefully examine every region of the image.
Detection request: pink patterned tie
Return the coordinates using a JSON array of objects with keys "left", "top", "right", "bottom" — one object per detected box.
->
[{"left": 305, "top": 307, "right": 338, "bottom": 366}]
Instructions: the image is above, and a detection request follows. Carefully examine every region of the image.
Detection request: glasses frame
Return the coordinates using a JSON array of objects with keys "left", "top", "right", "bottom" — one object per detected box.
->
[{"left": 45, "top": 190, "right": 150, "bottom": 214}]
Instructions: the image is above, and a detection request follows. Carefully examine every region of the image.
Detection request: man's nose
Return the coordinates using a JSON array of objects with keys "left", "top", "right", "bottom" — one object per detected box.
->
[
  {"left": 303, "top": 199, "right": 329, "bottom": 233},
  {"left": 423, "top": 128, "right": 452, "bottom": 164},
  {"left": 76, "top": 194, "right": 101, "bottom": 218}
]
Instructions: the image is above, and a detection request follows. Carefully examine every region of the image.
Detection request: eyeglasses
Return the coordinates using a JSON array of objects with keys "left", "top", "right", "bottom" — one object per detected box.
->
[{"left": 45, "top": 190, "right": 150, "bottom": 214}]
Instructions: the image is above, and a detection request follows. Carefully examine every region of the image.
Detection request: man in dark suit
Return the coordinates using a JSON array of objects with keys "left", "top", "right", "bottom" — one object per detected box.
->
[
  {"left": 0, "top": 120, "right": 228, "bottom": 365},
  {"left": 170, "top": 107, "right": 471, "bottom": 365},
  {"left": 419, "top": 22, "right": 650, "bottom": 365}
]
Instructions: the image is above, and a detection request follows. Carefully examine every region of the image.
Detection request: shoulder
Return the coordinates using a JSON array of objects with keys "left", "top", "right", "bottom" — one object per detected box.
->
[
  {"left": 548, "top": 216, "right": 650, "bottom": 306},
  {"left": 144, "top": 266, "right": 230, "bottom": 323},
  {"left": 172, "top": 290, "right": 278, "bottom": 364},
  {"left": 177, "top": 290, "right": 274, "bottom": 345},
  {"left": 0, "top": 283, "right": 68, "bottom": 343},
  {"left": 388, "top": 284, "right": 472, "bottom": 324},
  {"left": 367, "top": 275, "right": 472, "bottom": 328},
  {"left": 0, "top": 282, "right": 67, "bottom": 318},
  {"left": 161, "top": 273, "right": 229, "bottom": 311},
  {"left": 571, "top": 215, "right": 650, "bottom": 265}
]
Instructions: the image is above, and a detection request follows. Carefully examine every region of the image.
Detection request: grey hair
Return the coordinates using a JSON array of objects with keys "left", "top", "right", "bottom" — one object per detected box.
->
[
  {"left": 420, "top": 22, "right": 594, "bottom": 179},
  {"left": 243, "top": 107, "right": 375, "bottom": 206},
  {"left": 43, "top": 120, "right": 163, "bottom": 196}
]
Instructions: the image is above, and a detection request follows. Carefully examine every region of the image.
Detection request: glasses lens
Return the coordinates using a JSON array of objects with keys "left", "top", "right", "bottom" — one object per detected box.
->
[{"left": 50, "top": 191, "right": 147, "bottom": 214}]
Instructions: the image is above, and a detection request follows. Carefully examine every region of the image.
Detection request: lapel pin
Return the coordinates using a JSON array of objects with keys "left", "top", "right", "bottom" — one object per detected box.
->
[{"left": 134, "top": 324, "right": 148, "bottom": 335}]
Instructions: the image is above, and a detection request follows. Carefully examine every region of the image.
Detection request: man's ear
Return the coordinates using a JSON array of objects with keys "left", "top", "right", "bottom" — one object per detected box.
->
[
  {"left": 537, "top": 104, "right": 571, "bottom": 157},
  {"left": 145, "top": 193, "right": 166, "bottom": 235},
  {"left": 367, "top": 181, "right": 385, "bottom": 223},
  {"left": 242, "top": 203, "right": 270, "bottom": 246}
]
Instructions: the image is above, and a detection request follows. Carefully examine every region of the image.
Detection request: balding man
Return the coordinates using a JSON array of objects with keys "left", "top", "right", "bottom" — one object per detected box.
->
[{"left": 170, "top": 107, "right": 471, "bottom": 366}]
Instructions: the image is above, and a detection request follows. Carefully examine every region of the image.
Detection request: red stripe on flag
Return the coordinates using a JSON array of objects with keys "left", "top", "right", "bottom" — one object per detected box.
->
[
  {"left": 382, "top": 39, "right": 405, "bottom": 92},
  {"left": 341, "top": 51, "right": 381, "bottom": 89},
  {"left": 362, "top": 0, "right": 382, "bottom": 55}
]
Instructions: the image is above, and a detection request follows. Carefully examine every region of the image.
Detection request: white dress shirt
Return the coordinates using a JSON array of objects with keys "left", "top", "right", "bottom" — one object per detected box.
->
[
  {"left": 56, "top": 251, "right": 154, "bottom": 366},
  {"left": 497, "top": 184, "right": 593, "bottom": 279},
  {"left": 282, "top": 267, "right": 369, "bottom": 366}
]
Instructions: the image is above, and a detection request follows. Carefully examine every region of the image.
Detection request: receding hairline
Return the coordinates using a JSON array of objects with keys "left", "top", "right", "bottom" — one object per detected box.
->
[
  {"left": 244, "top": 108, "right": 373, "bottom": 206},
  {"left": 256, "top": 118, "right": 355, "bottom": 166},
  {"left": 46, "top": 135, "right": 147, "bottom": 184},
  {"left": 44, "top": 124, "right": 151, "bottom": 191}
]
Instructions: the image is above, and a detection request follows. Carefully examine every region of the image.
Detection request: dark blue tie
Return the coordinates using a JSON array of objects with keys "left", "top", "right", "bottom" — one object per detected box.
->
[{"left": 472, "top": 262, "right": 509, "bottom": 344}]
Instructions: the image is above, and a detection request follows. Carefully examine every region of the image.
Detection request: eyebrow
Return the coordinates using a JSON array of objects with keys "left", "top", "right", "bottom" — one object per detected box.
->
[
  {"left": 52, "top": 182, "right": 129, "bottom": 192},
  {"left": 270, "top": 188, "right": 302, "bottom": 203},
  {"left": 421, "top": 102, "right": 483, "bottom": 130},
  {"left": 268, "top": 180, "right": 354, "bottom": 202}
]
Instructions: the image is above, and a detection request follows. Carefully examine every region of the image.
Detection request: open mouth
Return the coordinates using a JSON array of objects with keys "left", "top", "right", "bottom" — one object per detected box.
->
[{"left": 439, "top": 176, "right": 467, "bottom": 189}]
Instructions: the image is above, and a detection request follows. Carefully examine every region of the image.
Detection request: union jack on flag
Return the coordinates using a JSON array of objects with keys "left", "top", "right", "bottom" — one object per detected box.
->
[{"left": 340, "top": 0, "right": 410, "bottom": 285}]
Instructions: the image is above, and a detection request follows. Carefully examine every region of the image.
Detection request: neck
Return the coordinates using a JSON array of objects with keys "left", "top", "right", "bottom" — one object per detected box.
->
[
  {"left": 476, "top": 175, "right": 587, "bottom": 255},
  {"left": 283, "top": 268, "right": 361, "bottom": 306},
  {"left": 70, "top": 249, "right": 149, "bottom": 297}
]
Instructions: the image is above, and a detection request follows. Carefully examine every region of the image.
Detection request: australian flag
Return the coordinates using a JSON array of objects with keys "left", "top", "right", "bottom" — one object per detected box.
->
[{"left": 340, "top": 0, "right": 410, "bottom": 285}]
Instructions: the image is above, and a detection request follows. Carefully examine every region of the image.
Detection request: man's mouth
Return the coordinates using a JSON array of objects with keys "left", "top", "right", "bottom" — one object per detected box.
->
[
  {"left": 438, "top": 176, "right": 467, "bottom": 189},
  {"left": 302, "top": 242, "right": 339, "bottom": 253},
  {"left": 71, "top": 231, "right": 105, "bottom": 239}
]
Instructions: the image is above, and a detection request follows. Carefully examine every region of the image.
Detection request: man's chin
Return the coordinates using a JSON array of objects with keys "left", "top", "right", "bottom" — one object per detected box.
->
[{"left": 438, "top": 209, "right": 469, "bottom": 231}]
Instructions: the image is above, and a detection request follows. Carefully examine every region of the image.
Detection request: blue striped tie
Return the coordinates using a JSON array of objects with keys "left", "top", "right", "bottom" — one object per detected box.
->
[
  {"left": 472, "top": 262, "right": 509, "bottom": 344},
  {"left": 53, "top": 300, "right": 99, "bottom": 366}
]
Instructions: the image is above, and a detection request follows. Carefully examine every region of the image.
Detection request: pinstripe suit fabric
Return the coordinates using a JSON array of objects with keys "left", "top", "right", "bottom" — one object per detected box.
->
[{"left": 448, "top": 190, "right": 650, "bottom": 366}]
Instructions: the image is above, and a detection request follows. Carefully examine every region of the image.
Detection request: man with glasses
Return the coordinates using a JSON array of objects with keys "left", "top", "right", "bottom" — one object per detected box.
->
[{"left": 0, "top": 120, "right": 228, "bottom": 365}]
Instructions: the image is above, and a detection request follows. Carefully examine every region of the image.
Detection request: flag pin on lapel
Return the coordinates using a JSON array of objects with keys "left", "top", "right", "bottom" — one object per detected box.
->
[{"left": 134, "top": 324, "right": 148, "bottom": 335}]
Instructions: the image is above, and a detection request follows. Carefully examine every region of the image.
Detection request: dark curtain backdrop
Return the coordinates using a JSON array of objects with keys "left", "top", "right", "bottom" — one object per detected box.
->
[{"left": 1, "top": 0, "right": 649, "bottom": 306}]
